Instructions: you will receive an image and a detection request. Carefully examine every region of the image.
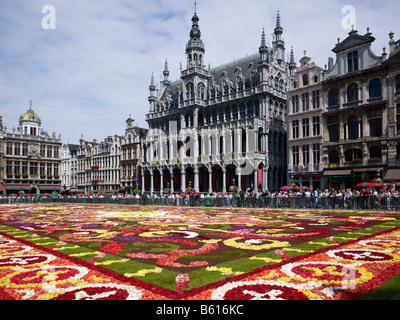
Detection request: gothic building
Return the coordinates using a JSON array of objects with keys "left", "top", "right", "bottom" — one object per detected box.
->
[
  {"left": 0, "top": 103, "right": 62, "bottom": 195},
  {"left": 141, "top": 10, "right": 293, "bottom": 195}
]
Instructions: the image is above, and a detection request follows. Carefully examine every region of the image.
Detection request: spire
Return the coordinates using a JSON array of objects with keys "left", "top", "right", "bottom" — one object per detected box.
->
[
  {"left": 261, "top": 28, "right": 267, "bottom": 48},
  {"left": 274, "top": 11, "right": 284, "bottom": 64},
  {"left": 190, "top": 10, "right": 201, "bottom": 40},
  {"left": 276, "top": 11, "right": 281, "bottom": 29},
  {"left": 148, "top": 73, "right": 157, "bottom": 113},
  {"left": 274, "top": 11, "right": 283, "bottom": 37},
  {"left": 185, "top": 1, "right": 205, "bottom": 69},
  {"left": 163, "top": 59, "right": 170, "bottom": 85},
  {"left": 150, "top": 73, "right": 155, "bottom": 90},
  {"left": 259, "top": 28, "right": 268, "bottom": 61},
  {"left": 289, "top": 47, "right": 296, "bottom": 76}
]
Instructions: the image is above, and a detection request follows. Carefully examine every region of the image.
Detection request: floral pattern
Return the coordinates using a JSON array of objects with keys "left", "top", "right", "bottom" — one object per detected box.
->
[{"left": 0, "top": 203, "right": 400, "bottom": 300}]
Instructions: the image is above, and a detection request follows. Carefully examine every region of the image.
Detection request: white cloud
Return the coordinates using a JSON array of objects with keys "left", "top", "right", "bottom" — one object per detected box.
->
[{"left": 0, "top": 0, "right": 399, "bottom": 143}]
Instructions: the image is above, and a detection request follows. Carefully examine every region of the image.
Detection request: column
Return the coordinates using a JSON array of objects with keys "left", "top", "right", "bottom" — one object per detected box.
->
[
  {"left": 160, "top": 172, "right": 163, "bottom": 195},
  {"left": 208, "top": 169, "right": 213, "bottom": 194},
  {"left": 181, "top": 170, "right": 186, "bottom": 192},
  {"left": 170, "top": 172, "right": 174, "bottom": 194},
  {"left": 150, "top": 172, "right": 154, "bottom": 196},
  {"left": 254, "top": 169, "right": 258, "bottom": 192},
  {"left": 237, "top": 167, "right": 242, "bottom": 191},
  {"left": 263, "top": 167, "right": 268, "bottom": 192},
  {"left": 194, "top": 167, "right": 199, "bottom": 192},
  {"left": 222, "top": 167, "right": 226, "bottom": 193}
]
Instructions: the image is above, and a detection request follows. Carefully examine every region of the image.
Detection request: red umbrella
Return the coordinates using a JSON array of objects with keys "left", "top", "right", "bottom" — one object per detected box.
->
[
  {"left": 281, "top": 186, "right": 293, "bottom": 191},
  {"left": 393, "top": 182, "right": 400, "bottom": 188},
  {"left": 300, "top": 186, "right": 311, "bottom": 191},
  {"left": 356, "top": 182, "right": 376, "bottom": 188}
]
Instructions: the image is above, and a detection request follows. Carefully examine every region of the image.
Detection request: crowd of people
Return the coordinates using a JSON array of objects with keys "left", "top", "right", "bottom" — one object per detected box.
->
[{"left": 1, "top": 185, "right": 400, "bottom": 210}]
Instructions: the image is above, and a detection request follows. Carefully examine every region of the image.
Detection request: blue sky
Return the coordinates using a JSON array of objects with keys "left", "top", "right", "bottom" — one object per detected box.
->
[{"left": 0, "top": 0, "right": 399, "bottom": 143}]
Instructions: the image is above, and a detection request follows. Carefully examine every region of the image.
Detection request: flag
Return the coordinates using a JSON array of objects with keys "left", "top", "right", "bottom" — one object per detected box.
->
[
  {"left": 302, "top": 164, "right": 305, "bottom": 172},
  {"left": 330, "top": 164, "right": 337, "bottom": 169}
]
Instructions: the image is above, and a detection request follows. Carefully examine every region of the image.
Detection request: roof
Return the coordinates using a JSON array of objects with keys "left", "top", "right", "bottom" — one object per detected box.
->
[
  {"left": 19, "top": 107, "right": 42, "bottom": 124},
  {"left": 332, "top": 30, "right": 375, "bottom": 54},
  {"left": 161, "top": 53, "right": 262, "bottom": 101}
]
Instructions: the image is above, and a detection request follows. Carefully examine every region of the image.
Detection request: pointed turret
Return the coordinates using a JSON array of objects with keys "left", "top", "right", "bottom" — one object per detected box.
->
[
  {"left": 274, "top": 11, "right": 285, "bottom": 65},
  {"left": 259, "top": 28, "right": 269, "bottom": 62},
  {"left": 185, "top": 4, "right": 205, "bottom": 69},
  {"left": 163, "top": 59, "right": 170, "bottom": 86},
  {"left": 289, "top": 47, "right": 296, "bottom": 76},
  {"left": 148, "top": 73, "right": 157, "bottom": 113}
]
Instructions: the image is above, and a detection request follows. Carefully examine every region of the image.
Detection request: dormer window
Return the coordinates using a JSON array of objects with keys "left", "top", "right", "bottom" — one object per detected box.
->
[{"left": 347, "top": 51, "right": 359, "bottom": 73}]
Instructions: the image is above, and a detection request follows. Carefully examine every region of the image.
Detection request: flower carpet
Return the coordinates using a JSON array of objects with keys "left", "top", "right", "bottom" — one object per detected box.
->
[{"left": 0, "top": 203, "right": 400, "bottom": 300}]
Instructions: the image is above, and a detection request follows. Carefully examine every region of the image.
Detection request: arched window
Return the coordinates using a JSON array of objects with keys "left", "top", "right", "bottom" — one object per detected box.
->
[
  {"left": 369, "top": 79, "right": 382, "bottom": 98},
  {"left": 186, "top": 83, "right": 194, "bottom": 99},
  {"left": 344, "top": 149, "right": 362, "bottom": 162},
  {"left": 328, "top": 89, "right": 339, "bottom": 106},
  {"left": 348, "top": 116, "right": 359, "bottom": 140},
  {"left": 370, "top": 146, "right": 382, "bottom": 159},
  {"left": 329, "top": 151, "right": 340, "bottom": 164},
  {"left": 347, "top": 83, "right": 359, "bottom": 102},
  {"left": 197, "top": 83, "right": 205, "bottom": 100}
]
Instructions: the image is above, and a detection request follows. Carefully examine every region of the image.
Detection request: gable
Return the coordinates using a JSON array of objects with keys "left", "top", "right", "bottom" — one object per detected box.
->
[{"left": 332, "top": 34, "right": 375, "bottom": 53}]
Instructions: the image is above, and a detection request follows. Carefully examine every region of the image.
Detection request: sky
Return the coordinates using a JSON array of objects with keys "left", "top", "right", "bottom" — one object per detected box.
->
[{"left": 0, "top": 0, "right": 399, "bottom": 144}]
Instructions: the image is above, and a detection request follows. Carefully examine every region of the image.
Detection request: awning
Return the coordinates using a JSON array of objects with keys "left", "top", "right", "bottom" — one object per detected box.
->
[
  {"left": 5, "top": 185, "right": 31, "bottom": 191},
  {"left": 40, "top": 186, "right": 62, "bottom": 191},
  {"left": 323, "top": 170, "right": 352, "bottom": 178},
  {"left": 384, "top": 169, "right": 400, "bottom": 182},
  {"left": 353, "top": 167, "right": 384, "bottom": 173}
]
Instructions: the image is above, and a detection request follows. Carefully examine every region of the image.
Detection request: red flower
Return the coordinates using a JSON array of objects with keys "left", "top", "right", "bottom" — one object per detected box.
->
[{"left": 99, "top": 241, "right": 128, "bottom": 255}]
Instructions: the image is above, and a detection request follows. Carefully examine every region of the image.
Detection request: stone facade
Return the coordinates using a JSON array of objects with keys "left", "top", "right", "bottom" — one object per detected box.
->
[
  {"left": 287, "top": 52, "right": 324, "bottom": 190},
  {"left": 120, "top": 116, "right": 148, "bottom": 194},
  {"left": 75, "top": 135, "right": 122, "bottom": 193},
  {"left": 0, "top": 103, "right": 62, "bottom": 195},
  {"left": 141, "top": 11, "right": 293, "bottom": 195},
  {"left": 320, "top": 28, "right": 400, "bottom": 189}
]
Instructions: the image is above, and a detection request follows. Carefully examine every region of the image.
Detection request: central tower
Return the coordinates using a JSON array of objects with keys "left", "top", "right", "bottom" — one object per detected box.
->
[{"left": 181, "top": 6, "right": 211, "bottom": 104}]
